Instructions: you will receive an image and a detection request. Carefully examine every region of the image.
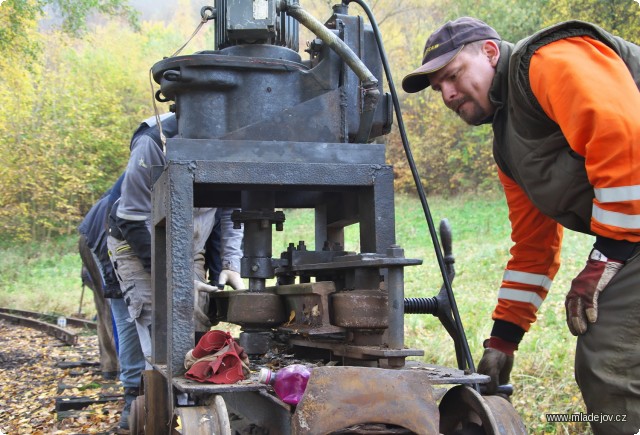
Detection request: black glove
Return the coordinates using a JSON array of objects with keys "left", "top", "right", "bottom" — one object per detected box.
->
[
  {"left": 477, "top": 336, "right": 516, "bottom": 395},
  {"left": 117, "top": 217, "right": 152, "bottom": 273}
]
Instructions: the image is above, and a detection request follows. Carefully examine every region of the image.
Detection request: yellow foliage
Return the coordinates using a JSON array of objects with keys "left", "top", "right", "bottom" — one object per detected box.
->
[
  {"left": 3, "top": 0, "right": 635, "bottom": 242},
  {"left": 0, "top": 9, "right": 197, "bottom": 242}
]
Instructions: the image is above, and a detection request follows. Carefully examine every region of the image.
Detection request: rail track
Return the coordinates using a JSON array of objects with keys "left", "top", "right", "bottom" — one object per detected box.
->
[
  {"left": 0, "top": 307, "right": 96, "bottom": 346},
  {"left": 0, "top": 309, "right": 123, "bottom": 434}
]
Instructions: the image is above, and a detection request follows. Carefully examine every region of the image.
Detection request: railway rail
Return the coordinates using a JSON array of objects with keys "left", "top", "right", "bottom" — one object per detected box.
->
[
  {"left": 0, "top": 307, "right": 96, "bottom": 346},
  {"left": 0, "top": 311, "right": 122, "bottom": 434}
]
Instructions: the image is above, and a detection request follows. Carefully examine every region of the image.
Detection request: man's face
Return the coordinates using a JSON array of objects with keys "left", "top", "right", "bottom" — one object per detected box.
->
[{"left": 427, "top": 42, "right": 499, "bottom": 126}]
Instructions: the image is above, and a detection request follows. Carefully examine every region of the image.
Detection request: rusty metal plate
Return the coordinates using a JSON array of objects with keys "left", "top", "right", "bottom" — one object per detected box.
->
[
  {"left": 404, "top": 361, "right": 489, "bottom": 385},
  {"left": 288, "top": 337, "right": 424, "bottom": 362},
  {"left": 292, "top": 366, "right": 439, "bottom": 435}
]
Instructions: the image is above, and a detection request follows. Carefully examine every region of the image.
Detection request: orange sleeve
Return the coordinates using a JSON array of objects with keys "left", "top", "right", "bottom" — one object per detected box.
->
[
  {"left": 529, "top": 37, "right": 640, "bottom": 242},
  {"left": 494, "top": 168, "right": 563, "bottom": 332}
]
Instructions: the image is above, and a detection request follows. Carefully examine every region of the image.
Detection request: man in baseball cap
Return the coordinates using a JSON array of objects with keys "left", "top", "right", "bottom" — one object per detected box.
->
[
  {"left": 402, "top": 16, "right": 640, "bottom": 435},
  {"left": 401, "top": 17, "right": 500, "bottom": 93}
]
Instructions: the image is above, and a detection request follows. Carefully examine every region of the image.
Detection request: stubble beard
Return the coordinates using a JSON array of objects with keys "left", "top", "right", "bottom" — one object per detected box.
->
[{"left": 457, "top": 100, "right": 490, "bottom": 126}]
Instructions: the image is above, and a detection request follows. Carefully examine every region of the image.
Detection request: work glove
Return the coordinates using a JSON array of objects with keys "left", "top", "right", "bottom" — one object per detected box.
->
[
  {"left": 477, "top": 337, "right": 516, "bottom": 395},
  {"left": 194, "top": 280, "right": 220, "bottom": 330},
  {"left": 194, "top": 279, "right": 221, "bottom": 295},
  {"left": 565, "top": 249, "right": 623, "bottom": 336},
  {"left": 218, "top": 269, "right": 245, "bottom": 290}
]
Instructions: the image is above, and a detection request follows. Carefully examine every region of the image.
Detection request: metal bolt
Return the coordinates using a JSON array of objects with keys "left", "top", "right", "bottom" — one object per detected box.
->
[{"left": 386, "top": 244, "right": 404, "bottom": 258}]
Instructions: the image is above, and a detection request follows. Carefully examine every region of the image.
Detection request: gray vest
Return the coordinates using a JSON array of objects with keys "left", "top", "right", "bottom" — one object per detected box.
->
[{"left": 491, "top": 21, "right": 640, "bottom": 234}]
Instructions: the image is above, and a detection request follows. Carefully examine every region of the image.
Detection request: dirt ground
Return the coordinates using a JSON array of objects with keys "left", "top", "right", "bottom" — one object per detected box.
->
[{"left": 0, "top": 319, "right": 124, "bottom": 434}]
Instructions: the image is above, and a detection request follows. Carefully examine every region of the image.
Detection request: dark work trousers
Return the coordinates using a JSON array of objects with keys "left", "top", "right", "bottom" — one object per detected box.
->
[
  {"left": 575, "top": 250, "right": 640, "bottom": 434},
  {"left": 78, "top": 235, "right": 119, "bottom": 375}
]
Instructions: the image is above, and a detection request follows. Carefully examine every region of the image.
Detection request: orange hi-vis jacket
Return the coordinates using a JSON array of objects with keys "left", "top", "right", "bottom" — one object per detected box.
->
[{"left": 489, "top": 23, "right": 640, "bottom": 342}]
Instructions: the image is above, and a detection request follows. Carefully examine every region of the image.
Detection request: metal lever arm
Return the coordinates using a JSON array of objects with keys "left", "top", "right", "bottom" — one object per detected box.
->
[{"left": 404, "top": 219, "right": 468, "bottom": 370}]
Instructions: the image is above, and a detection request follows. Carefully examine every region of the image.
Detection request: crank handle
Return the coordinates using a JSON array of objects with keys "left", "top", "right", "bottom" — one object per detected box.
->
[{"left": 479, "top": 384, "right": 513, "bottom": 397}]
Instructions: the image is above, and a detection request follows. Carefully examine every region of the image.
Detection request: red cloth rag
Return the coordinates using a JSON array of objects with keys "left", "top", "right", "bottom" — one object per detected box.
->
[
  {"left": 184, "top": 330, "right": 250, "bottom": 384},
  {"left": 191, "top": 330, "right": 233, "bottom": 359}
]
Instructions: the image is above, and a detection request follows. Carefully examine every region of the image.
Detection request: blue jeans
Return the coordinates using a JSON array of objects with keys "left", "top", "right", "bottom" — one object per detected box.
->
[{"left": 110, "top": 297, "right": 145, "bottom": 389}]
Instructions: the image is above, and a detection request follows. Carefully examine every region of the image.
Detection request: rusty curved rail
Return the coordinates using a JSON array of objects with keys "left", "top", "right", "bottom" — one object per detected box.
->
[{"left": 0, "top": 307, "right": 97, "bottom": 346}]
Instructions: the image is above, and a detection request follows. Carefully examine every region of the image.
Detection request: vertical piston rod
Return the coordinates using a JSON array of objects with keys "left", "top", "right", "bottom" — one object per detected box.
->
[{"left": 235, "top": 191, "right": 284, "bottom": 292}]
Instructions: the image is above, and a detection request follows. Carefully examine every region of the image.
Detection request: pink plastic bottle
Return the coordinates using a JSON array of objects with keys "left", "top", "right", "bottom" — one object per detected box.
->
[{"left": 258, "top": 364, "right": 311, "bottom": 405}]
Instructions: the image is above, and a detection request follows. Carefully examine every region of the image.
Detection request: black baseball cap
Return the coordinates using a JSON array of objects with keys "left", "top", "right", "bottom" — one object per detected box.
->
[{"left": 402, "top": 17, "right": 500, "bottom": 93}]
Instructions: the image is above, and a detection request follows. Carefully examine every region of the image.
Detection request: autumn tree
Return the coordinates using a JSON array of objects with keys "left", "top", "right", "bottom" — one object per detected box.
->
[
  {"left": 2, "top": 0, "right": 638, "bottom": 241},
  {"left": 543, "top": 0, "right": 640, "bottom": 42},
  {"left": 0, "top": 0, "right": 206, "bottom": 242}
]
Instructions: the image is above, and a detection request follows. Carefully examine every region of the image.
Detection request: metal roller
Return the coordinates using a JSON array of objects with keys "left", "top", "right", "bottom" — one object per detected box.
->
[{"left": 439, "top": 385, "right": 527, "bottom": 435}]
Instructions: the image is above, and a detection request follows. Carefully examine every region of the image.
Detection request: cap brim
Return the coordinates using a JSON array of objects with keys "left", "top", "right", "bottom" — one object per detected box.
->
[{"left": 401, "top": 46, "right": 464, "bottom": 93}]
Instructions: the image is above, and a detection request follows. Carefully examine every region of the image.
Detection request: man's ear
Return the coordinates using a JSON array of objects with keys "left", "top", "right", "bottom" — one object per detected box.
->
[{"left": 482, "top": 40, "right": 500, "bottom": 67}]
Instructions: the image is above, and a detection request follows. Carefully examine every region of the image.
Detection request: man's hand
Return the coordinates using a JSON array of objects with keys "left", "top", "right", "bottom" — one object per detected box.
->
[
  {"left": 477, "top": 337, "right": 516, "bottom": 395},
  {"left": 194, "top": 279, "right": 220, "bottom": 294},
  {"left": 193, "top": 280, "right": 219, "bottom": 329},
  {"left": 218, "top": 269, "right": 245, "bottom": 290},
  {"left": 565, "top": 249, "right": 623, "bottom": 336}
]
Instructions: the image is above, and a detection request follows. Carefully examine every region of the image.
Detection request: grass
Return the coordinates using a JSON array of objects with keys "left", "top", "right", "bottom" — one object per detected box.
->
[
  {"left": 0, "top": 235, "right": 98, "bottom": 318},
  {"left": 0, "top": 192, "right": 594, "bottom": 433},
  {"left": 396, "top": 193, "right": 594, "bottom": 434}
]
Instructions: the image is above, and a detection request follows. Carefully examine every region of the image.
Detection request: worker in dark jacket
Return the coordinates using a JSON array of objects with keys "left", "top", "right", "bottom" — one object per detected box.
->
[
  {"left": 402, "top": 17, "right": 640, "bottom": 434},
  {"left": 78, "top": 175, "right": 145, "bottom": 432},
  {"left": 77, "top": 179, "right": 122, "bottom": 379}
]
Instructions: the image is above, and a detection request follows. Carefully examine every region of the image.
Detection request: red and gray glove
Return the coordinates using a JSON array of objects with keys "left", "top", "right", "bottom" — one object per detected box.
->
[
  {"left": 477, "top": 337, "right": 516, "bottom": 395},
  {"left": 565, "top": 249, "right": 623, "bottom": 336}
]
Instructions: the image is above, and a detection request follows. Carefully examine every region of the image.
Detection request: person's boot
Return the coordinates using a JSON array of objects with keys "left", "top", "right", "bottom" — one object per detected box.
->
[
  {"left": 119, "top": 387, "right": 139, "bottom": 431},
  {"left": 102, "top": 371, "right": 119, "bottom": 381}
]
